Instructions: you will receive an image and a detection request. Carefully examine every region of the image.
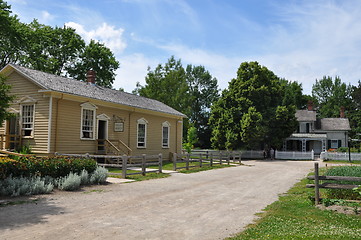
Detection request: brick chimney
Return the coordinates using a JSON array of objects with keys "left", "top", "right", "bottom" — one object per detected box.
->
[
  {"left": 340, "top": 106, "right": 345, "bottom": 118},
  {"left": 86, "top": 70, "right": 96, "bottom": 84},
  {"left": 307, "top": 100, "right": 313, "bottom": 111}
]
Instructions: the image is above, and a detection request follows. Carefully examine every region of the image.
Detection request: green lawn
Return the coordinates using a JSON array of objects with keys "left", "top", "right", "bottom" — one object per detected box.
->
[
  {"left": 228, "top": 171, "right": 361, "bottom": 240},
  {"left": 323, "top": 160, "right": 361, "bottom": 164},
  {"left": 151, "top": 160, "right": 236, "bottom": 173}
]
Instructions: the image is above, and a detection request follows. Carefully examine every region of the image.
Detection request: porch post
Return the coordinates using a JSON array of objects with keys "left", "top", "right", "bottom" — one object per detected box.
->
[
  {"left": 321, "top": 139, "right": 326, "bottom": 152},
  {"left": 302, "top": 139, "right": 306, "bottom": 152},
  {"left": 282, "top": 140, "right": 287, "bottom": 151}
]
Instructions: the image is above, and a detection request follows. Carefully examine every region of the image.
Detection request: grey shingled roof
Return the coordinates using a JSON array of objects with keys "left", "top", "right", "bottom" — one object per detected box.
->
[
  {"left": 295, "top": 110, "right": 317, "bottom": 122},
  {"left": 8, "top": 64, "right": 186, "bottom": 117},
  {"left": 321, "top": 118, "right": 351, "bottom": 131}
]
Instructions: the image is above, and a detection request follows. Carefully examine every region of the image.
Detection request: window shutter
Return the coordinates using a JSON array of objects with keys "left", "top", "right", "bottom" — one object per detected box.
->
[
  {"left": 327, "top": 140, "right": 331, "bottom": 149},
  {"left": 338, "top": 140, "right": 342, "bottom": 148}
]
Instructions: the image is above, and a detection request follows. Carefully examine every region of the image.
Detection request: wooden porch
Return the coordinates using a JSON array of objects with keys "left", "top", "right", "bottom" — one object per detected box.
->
[
  {"left": 0, "top": 134, "right": 22, "bottom": 151},
  {"left": 96, "top": 139, "right": 132, "bottom": 156}
]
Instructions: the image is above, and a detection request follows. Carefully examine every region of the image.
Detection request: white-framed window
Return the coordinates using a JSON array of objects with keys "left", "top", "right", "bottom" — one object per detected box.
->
[
  {"left": 162, "top": 121, "right": 170, "bottom": 148},
  {"left": 21, "top": 104, "right": 35, "bottom": 137},
  {"left": 137, "top": 118, "right": 148, "bottom": 148},
  {"left": 80, "top": 102, "right": 97, "bottom": 140},
  {"left": 331, "top": 139, "right": 339, "bottom": 149}
]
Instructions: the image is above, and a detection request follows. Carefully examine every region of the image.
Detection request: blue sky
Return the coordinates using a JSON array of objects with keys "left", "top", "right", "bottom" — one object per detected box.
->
[{"left": 7, "top": 0, "right": 361, "bottom": 94}]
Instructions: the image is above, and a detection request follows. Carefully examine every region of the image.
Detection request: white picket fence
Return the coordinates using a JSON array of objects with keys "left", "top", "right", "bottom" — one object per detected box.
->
[
  {"left": 275, "top": 150, "right": 314, "bottom": 160},
  {"left": 320, "top": 152, "right": 361, "bottom": 161}
]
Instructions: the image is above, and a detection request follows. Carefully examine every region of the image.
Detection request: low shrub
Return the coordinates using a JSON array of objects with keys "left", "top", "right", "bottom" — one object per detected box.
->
[
  {"left": 0, "top": 175, "right": 54, "bottom": 197},
  {"left": 57, "top": 172, "right": 82, "bottom": 191},
  {"left": 89, "top": 166, "right": 108, "bottom": 184},
  {"left": 325, "top": 166, "right": 361, "bottom": 200},
  {"left": 0, "top": 166, "right": 108, "bottom": 195},
  {"left": 0, "top": 156, "right": 97, "bottom": 179}
]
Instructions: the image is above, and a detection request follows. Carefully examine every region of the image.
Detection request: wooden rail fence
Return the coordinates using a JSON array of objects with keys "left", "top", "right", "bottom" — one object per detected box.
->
[
  {"left": 172, "top": 151, "right": 241, "bottom": 171},
  {"left": 306, "top": 162, "right": 361, "bottom": 204},
  {"left": 55, "top": 152, "right": 163, "bottom": 179}
]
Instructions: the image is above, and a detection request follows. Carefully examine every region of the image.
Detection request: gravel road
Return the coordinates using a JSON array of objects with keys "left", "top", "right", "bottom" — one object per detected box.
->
[{"left": 0, "top": 160, "right": 316, "bottom": 240}]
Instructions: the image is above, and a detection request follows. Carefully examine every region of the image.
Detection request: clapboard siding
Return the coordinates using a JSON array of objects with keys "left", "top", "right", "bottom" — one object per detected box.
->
[
  {"left": 2, "top": 68, "right": 184, "bottom": 158},
  {"left": 4, "top": 71, "right": 50, "bottom": 153}
]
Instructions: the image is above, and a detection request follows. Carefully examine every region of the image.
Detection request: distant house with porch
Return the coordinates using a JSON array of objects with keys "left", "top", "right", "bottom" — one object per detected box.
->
[
  {"left": 284, "top": 102, "right": 350, "bottom": 154},
  {"left": 0, "top": 64, "right": 186, "bottom": 159}
]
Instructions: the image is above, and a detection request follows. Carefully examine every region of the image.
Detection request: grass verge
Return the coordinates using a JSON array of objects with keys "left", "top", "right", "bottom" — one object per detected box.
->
[
  {"left": 152, "top": 160, "right": 236, "bottom": 174},
  {"left": 228, "top": 172, "right": 361, "bottom": 240},
  {"left": 323, "top": 160, "right": 361, "bottom": 165},
  {"left": 107, "top": 168, "right": 170, "bottom": 181}
]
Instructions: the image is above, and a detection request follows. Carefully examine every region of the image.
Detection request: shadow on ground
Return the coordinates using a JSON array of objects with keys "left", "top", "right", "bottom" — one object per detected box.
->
[{"left": 0, "top": 196, "right": 65, "bottom": 230}]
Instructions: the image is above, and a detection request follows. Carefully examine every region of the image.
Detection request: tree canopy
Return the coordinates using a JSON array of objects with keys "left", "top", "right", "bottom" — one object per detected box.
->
[
  {"left": 134, "top": 56, "right": 219, "bottom": 147},
  {"left": 209, "top": 61, "right": 299, "bottom": 150},
  {"left": 0, "top": 74, "right": 14, "bottom": 127},
  {"left": 311, "top": 76, "right": 352, "bottom": 118},
  {"left": 0, "top": 1, "right": 119, "bottom": 88}
]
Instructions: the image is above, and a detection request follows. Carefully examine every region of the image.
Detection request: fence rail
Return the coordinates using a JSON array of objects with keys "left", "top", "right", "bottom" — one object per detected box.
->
[
  {"left": 173, "top": 151, "right": 241, "bottom": 171},
  {"left": 306, "top": 162, "right": 361, "bottom": 204},
  {"left": 55, "top": 152, "right": 163, "bottom": 178},
  {"left": 276, "top": 150, "right": 314, "bottom": 160},
  {"left": 320, "top": 152, "right": 361, "bottom": 161}
]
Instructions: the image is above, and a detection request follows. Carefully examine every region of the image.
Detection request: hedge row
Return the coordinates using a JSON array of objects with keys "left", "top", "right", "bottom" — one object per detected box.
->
[{"left": 0, "top": 156, "right": 97, "bottom": 179}]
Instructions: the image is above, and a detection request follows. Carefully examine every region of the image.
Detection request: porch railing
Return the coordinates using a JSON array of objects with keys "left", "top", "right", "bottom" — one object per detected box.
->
[
  {"left": 96, "top": 139, "right": 132, "bottom": 156},
  {"left": 0, "top": 134, "right": 21, "bottom": 150}
]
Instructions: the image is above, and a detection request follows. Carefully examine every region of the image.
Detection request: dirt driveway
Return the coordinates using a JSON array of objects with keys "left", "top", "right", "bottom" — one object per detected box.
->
[{"left": 0, "top": 160, "right": 316, "bottom": 240}]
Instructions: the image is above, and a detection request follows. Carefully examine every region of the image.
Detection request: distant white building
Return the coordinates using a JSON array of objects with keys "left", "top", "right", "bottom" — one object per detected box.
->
[{"left": 284, "top": 102, "right": 350, "bottom": 154}]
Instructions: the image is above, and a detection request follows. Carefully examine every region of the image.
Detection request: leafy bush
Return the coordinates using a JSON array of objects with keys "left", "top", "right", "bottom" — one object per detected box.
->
[
  {"left": 80, "top": 169, "right": 89, "bottom": 185},
  {"left": 0, "top": 175, "right": 54, "bottom": 197},
  {"left": 0, "top": 156, "right": 97, "bottom": 179},
  {"left": 57, "top": 172, "right": 82, "bottom": 191},
  {"left": 337, "top": 147, "right": 360, "bottom": 153},
  {"left": 89, "top": 167, "right": 108, "bottom": 184},
  {"left": 325, "top": 166, "right": 361, "bottom": 200}
]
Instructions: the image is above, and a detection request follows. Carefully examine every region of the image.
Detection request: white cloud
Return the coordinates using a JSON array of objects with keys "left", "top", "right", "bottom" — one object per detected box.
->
[
  {"left": 113, "top": 53, "right": 159, "bottom": 93},
  {"left": 256, "top": 0, "right": 361, "bottom": 94},
  {"left": 65, "top": 22, "right": 127, "bottom": 53},
  {"left": 40, "top": 10, "right": 54, "bottom": 23}
]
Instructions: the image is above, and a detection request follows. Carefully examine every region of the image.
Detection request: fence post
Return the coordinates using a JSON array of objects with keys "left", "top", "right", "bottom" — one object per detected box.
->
[
  {"left": 199, "top": 153, "right": 203, "bottom": 168},
  {"left": 158, "top": 153, "right": 163, "bottom": 173},
  {"left": 173, "top": 153, "right": 177, "bottom": 171},
  {"left": 314, "top": 162, "right": 320, "bottom": 205},
  {"left": 186, "top": 153, "right": 190, "bottom": 170},
  {"left": 142, "top": 154, "right": 146, "bottom": 176},
  {"left": 122, "top": 155, "right": 128, "bottom": 179},
  {"left": 227, "top": 152, "right": 230, "bottom": 165},
  {"left": 210, "top": 153, "right": 213, "bottom": 167},
  {"left": 220, "top": 152, "right": 222, "bottom": 165},
  {"left": 311, "top": 150, "right": 314, "bottom": 160}
]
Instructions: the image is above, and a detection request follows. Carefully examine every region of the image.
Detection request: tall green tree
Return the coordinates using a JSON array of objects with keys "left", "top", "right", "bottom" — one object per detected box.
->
[
  {"left": 0, "top": 1, "right": 119, "bottom": 88},
  {"left": 312, "top": 76, "right": 352, "bottom": 118},
  {"left": 0, "top": 74, "right": 14, "bottom": 127},
  {"left": 0, "top": 0, "right": 25, "bottom": 69},
  {"left": 135, "top": 56, "right": 190, "bottom": 115},
  {"left": 209, "top": 61, "right": 298, "bottom": 150},
  {"left": 185, "top": 64, "right": 219, "bottom": 148},
  {"left": 349, "top": 81, "right": 361, "bottom": 143},
  {"left": 135, "top": 56, "right": 220, "bottom": 145},
  {"left": 240, "top": 107, "right": 265, "bottom": 149},
  {"left": 22, "top": 20, "right": 85, "bottom": 75},
  {"left": 66, "top": 40, "right": 119, "bottom": 88}
]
